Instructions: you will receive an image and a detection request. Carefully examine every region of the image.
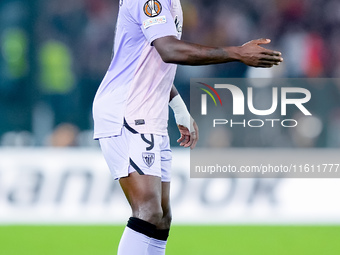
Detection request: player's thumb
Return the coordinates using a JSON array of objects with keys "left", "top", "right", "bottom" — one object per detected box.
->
[{"left": 253, "top": 38, "right": 271, "bottom": 45}]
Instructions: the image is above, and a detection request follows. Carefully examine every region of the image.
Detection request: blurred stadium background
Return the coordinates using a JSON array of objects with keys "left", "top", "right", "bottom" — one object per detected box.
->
[{"left": 1, "top": 0, "right": 340, "bottom": 254}]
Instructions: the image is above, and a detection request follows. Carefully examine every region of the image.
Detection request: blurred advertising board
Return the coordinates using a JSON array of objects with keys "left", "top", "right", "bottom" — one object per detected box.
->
[{"left": 0, "top": 148, "right": 340, "bottom": 225}]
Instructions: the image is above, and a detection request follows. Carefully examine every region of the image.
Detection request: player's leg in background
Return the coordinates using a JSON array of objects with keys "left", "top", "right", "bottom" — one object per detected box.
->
[
  {"left": 147, "top": 134, "right": 172, "bottom": 254},
  {"left": 118, "top": 172, "right": 163, "bottom": 255},
  {"left": 148, "top": 182, "right": 171, "bottom": 255}
]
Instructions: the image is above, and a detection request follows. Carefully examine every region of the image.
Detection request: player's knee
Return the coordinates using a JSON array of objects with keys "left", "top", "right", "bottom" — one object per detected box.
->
[
  {"left": 133, "top": 203, "right": 163, "bottom": 226},
  {"left": 144, "top": 208, "right": 163, "bottom": 226},
  {"left": 157, "top": 210, "right": 172, "bottom": 229}
]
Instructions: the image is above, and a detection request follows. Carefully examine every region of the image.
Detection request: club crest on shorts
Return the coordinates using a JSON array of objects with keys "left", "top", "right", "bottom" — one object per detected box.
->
[
  {"left": 142, "top": 152, "right": 155, "bottom": 167},
  {"left": 144, "top": 0, "right": 162, "bottom": 17}
]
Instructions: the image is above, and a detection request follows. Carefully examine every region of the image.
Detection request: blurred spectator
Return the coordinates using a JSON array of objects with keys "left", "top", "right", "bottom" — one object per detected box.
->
[{"left": 48, "top": 123, "right": 79, "bottom": 147}]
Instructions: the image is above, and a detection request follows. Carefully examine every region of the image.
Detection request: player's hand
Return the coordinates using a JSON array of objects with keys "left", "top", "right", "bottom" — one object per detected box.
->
[
  {"left": 238, "top": 38, "right": 283, "bottom": 68},
  {"left": 177, "top": 120, "right": 199, "bottom": 150}
]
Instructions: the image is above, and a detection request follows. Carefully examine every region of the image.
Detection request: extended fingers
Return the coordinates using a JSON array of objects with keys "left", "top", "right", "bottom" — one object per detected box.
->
[
  {"left": 183, "top": 131, "right": 198, "bottom": 148},
  {"left": 257, "top": 53, "right": 283, "bottom": 67},
  {"left": 259, "top": 55, "right": 283, "bottom": 62},
  {"left": 179, "top": 134, "right": 190, "bottom": 147},
  {"left": 177, "top": 134, "right": 185, "bottom": 143},
  {"left": 178, "top": 131, "right": 197, "bottom": 148},
  {"left": 177, "top": 123, "right": 199, "bottom": 149},
  {"left": 182, "top": 135, "right": 190, "bottom": 146},
  {"left": 259, "top": 59, "right": 282, "bottom": 66},
  {"left": 248, "top": 38, "right": 271, "bottom": 46},
  {"left": 261, "top": 50, "right": 282, "bottom": 57},
  {"left": 256, "top": 63, "right": 276, "bottom": 68}
]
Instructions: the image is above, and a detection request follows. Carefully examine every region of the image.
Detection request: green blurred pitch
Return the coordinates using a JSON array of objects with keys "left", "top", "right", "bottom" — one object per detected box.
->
[{"left": 0, "top": 225, "right": 339, "bottom": 255}]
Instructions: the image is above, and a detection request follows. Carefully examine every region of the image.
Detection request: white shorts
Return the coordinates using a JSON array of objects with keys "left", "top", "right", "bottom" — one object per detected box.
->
[{"left": 99, "top": 125, "right": 172, "bottom": 182}]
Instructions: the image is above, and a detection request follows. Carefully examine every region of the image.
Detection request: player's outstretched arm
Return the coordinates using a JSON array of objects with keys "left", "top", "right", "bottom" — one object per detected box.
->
[
  {"left": 169, "top": 85, "right": 199, "bottom": 149},
  {"left": 153, "top": 36, "right": 283, "bottom": 68}
]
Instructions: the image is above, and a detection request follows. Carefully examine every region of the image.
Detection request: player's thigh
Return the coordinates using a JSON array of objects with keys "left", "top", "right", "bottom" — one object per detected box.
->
[
  {"left": 157, "top": 181, "right": 171, "bottom": 229},
  {"left": 119, "top": 172, "right": 163, "bottom": 223}
]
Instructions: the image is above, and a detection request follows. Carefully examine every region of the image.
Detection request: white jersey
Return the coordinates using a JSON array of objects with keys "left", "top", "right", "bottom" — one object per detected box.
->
[{"left": 93, "top": 0, "right": 183, "bottom": 139}]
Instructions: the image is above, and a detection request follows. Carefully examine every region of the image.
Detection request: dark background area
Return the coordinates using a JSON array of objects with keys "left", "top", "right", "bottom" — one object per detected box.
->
[{"left": 1, "top": 0, "right": 339, "bottom": 147}]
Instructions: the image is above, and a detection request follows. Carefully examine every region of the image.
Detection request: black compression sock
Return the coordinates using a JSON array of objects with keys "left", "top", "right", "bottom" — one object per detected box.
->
[
  {"left": 153, "top": 229, "right": 170, "bottom": 241},
  {"left": 127, "top": 217, "right": 156, "bottom": 238}
]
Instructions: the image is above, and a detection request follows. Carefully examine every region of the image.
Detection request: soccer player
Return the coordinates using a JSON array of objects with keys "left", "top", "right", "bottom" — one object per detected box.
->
[{"left": 92, "top": 0, "right": 283, "bottom": 254}]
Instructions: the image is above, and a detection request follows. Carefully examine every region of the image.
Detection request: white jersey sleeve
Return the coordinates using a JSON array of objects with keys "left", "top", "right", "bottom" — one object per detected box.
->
[{"left": 128, "top": 0, "right": 178, "bottom": 44}]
